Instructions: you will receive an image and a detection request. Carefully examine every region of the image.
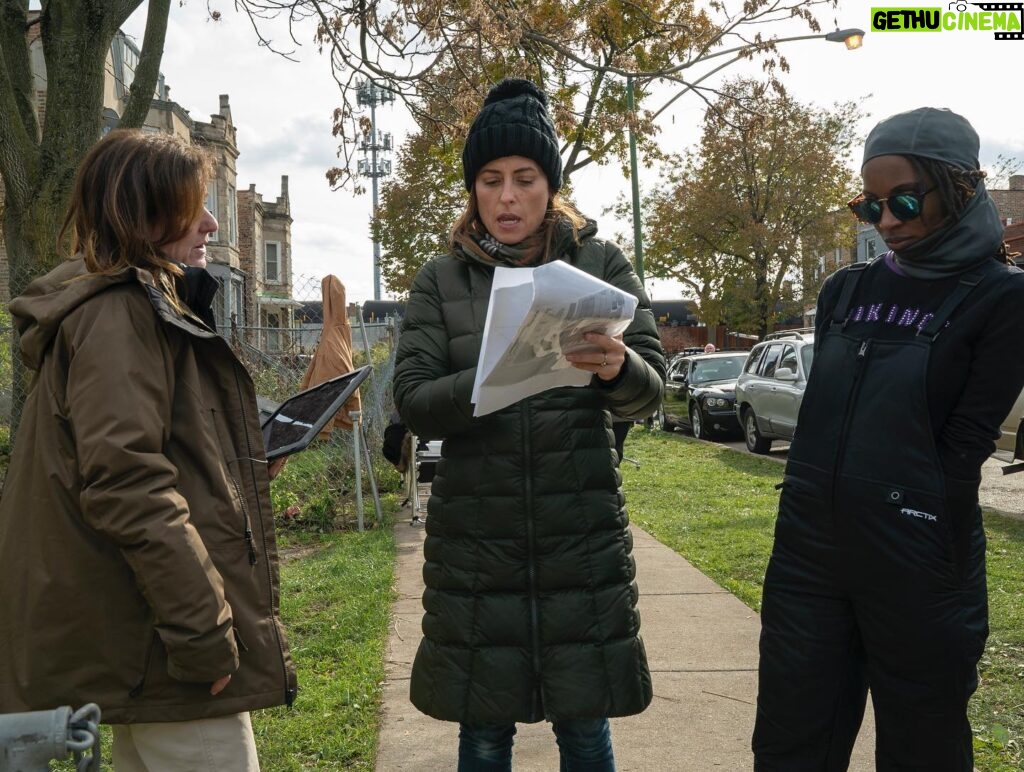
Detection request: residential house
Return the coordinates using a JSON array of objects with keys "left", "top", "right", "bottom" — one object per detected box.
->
[{"left": 237, "top": 177, "right": 298, "bottom": 351}]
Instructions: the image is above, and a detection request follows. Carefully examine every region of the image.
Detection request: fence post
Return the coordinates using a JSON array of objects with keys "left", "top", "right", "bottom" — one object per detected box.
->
[
  {"left": 356, "top": 305, "right": 373, "bottom": 365},
  {"left": 359, "top": 419, "right": 384, "bottom": 526},
  {"left": 350, "top": 410, "right": 364, "bottom": 532}
]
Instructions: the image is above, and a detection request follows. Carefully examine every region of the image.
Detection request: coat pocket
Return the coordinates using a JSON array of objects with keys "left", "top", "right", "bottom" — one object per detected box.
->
[{"left": 873, "top": 484, "right": 957, "bottom": 586}]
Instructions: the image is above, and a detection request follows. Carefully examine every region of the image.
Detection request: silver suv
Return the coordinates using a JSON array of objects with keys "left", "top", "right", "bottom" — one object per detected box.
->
[
  {"left": 996, "top": 387, "right": 1024, "bottom": 464},
  {"left": 734, "top": 330, "right": 814, "bottom": 454}
]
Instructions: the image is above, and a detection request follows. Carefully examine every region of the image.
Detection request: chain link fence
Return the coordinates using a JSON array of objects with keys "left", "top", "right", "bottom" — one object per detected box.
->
[
  {"left": 0, "top": 274, "right": 404, "bottom": 531},
  {"left": 228, "top": 318, "right": 403, "bottom": 533}
]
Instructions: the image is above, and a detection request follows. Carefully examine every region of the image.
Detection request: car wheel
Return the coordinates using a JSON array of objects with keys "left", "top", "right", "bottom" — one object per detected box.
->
[
  {"left": 690, "top": 404, "right": 708, "bottom": 440},
  {"left": 744, "top": 409, "right": 772, "bottom": 454}
]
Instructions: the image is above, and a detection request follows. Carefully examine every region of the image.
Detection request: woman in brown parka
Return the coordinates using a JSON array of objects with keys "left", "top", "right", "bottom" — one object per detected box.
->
[{"left": 0, "top": 130, "right": 296, "bottom": 771}]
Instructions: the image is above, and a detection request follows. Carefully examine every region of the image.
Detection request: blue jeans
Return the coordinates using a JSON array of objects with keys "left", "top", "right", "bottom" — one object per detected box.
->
[{"left": 458, "top": 718, "right": 615, "bottom": 771}]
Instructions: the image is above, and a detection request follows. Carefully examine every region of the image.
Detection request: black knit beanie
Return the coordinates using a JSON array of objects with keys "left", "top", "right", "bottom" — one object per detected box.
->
[{"left": 462, "top": 78, "right": 563, "bottom": 191}]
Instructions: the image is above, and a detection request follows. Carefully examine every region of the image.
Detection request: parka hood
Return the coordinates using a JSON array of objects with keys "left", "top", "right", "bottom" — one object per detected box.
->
[
  {"left": 554, "top": 216, "right": 598, "bottom": 261},
  {"left": 8, "top": 258, "right": 136, "bottom": 371}
]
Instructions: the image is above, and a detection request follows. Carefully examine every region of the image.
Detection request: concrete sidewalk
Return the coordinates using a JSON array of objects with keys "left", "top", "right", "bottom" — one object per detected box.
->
[{"left": 375, "top": 512, "right": 876, "bottom": 770}]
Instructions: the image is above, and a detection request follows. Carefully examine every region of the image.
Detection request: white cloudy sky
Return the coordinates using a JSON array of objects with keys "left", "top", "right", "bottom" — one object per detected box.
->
[{"left": 123, "top": 1, "right": 1024, "bottom": 304}]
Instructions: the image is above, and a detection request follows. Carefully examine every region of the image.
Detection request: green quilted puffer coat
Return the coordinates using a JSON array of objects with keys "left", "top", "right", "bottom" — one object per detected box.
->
[{"left": 393, "top": 222, "right": 666, "bottom": 724}]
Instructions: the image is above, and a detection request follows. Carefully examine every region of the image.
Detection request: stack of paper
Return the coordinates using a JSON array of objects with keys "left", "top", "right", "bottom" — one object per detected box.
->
[{"left": 471, "top": 260, "right": 637, "bottom": 417}]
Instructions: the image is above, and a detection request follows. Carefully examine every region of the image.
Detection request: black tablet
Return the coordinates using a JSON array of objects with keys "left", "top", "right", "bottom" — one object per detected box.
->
[{"left": 261, "top": 366, "right": 372, "bottom": 461}]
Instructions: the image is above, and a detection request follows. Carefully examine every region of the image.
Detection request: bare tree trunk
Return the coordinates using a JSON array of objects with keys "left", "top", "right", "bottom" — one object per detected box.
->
[
  {"left": 1, "top": 2, "right": 162, "bottom": 435},
  {"left": 5, "top": 215, "right": 32, "bottom": 438}
]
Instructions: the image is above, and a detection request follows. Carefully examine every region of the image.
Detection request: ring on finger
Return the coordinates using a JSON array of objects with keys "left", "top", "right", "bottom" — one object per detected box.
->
[{"left": 600, "top": 355, "right": 608, "bottom": 368}]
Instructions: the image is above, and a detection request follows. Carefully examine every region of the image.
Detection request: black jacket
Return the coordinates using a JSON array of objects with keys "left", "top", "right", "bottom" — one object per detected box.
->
[{"left": 393, "top": 225, "right": 665, "bottom": 723}]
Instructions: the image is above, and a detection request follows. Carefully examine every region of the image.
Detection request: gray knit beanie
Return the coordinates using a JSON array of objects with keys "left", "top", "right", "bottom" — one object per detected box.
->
[
  {"left": 862, "top": 107, "right": 980, "bottom": 171},
  {"left": 462, "top": 78, "right": 563, "bottom": 191}
]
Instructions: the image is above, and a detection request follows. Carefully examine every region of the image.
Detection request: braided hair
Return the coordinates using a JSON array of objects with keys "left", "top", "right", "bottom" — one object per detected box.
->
[{"left": 907, "top": 157, "right": 1012, "bottom": 264}]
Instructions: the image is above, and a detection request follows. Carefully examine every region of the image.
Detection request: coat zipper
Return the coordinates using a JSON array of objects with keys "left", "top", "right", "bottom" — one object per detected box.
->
[
  {"left": 831, "top": 339, "right": 872, "bottom": 511},
  {"left": 521, "top": 401, "right": 544, "bottom": 720},
  {"left": 229, "top": 471, "right": 258, "bottom": 566}
]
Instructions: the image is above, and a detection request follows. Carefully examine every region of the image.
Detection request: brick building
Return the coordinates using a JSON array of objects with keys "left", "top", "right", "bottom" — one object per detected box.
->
[
  {"left": 990, "top": 174, "right": 1024, "bottom": 225},
  {"left": 237, "top": 176, "right": 297, "bottom": 350}
]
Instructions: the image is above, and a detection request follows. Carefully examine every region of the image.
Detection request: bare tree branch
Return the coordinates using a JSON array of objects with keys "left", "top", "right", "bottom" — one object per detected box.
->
[{"left": 120, "top": 0, "right": 171, "bottom": 128}]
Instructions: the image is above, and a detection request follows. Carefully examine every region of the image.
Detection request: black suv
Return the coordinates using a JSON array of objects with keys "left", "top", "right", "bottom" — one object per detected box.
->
[{"left": 657, "top": 352, "right": 746, "bottom": 439}]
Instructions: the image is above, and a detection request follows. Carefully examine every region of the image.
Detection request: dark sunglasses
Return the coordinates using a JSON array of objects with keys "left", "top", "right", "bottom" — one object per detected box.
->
[{"left": 847, "top": 186, "right": 936, "bottom": 224}]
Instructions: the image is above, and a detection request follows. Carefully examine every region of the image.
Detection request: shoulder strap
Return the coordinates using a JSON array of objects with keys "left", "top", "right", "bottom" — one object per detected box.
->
[
  {"left": 829, "top": 261, "right": 870, "bottom": 331},
  {"left": 916, "top": 269, "right": 986, "bottom": 340}
]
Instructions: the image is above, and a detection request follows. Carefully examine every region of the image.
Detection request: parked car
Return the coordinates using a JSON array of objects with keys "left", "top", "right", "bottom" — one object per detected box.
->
[
  {"left": 995, "top": 386, "right": 1024, "bottom": 463},
  {"left": 734, "top": 330, "right": 815, "bottom": 454},
  {"left": 657, "top": 352, "right": 746, "bottom": 439}
]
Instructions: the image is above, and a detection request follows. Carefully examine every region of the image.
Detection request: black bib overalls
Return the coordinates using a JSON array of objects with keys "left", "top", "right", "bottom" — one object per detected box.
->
[{"left": 752, "top": 262, "right": 995, "bottom": 771}]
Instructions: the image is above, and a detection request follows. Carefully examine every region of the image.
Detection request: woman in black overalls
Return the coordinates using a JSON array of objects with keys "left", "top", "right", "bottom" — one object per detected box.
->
[{"left": 752, "top": 107, "right": 1024, "bottom": 770}]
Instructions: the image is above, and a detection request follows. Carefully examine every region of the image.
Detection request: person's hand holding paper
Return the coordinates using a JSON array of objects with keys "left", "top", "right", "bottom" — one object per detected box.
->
[{"left": 471, "top": 260, "right": 637, "bottom": 416}]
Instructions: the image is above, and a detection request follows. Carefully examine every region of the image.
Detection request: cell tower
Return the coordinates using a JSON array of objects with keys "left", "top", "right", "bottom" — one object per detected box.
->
[{"left": 356, "top": 79, "right": 395, "bottom": 301}]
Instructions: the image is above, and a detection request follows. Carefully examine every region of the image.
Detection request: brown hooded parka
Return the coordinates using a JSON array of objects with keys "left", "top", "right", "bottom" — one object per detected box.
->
[{"left": 0, "top": 258, "right": 296, "bottom": 724}]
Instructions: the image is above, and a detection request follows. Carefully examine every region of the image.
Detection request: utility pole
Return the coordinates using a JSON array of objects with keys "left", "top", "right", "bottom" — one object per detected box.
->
[{"left": 356, "top": 79, "right": 395, "bottom": 301}]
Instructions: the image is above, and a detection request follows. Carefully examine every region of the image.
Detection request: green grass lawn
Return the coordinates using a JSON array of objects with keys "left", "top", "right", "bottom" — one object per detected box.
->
[
  {"left": 252, "top": 525, "right": 396, "bottom": 770},
  {"left": 622, "top": 429, "right": 1024, "bottom": 771}
]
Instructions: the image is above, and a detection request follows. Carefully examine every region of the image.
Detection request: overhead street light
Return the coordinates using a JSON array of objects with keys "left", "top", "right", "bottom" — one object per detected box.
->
[
  {"left": 825, "top": 27, "right": 866, "bottom": 49},
  {"left": 626, "top": 27, "right": 866, "bottom": 284}
]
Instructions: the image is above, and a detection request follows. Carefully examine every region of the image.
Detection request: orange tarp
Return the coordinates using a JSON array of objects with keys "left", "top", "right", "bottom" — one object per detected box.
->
[{"left": 300, "top": 275, "right": 361, "bottom": 436}]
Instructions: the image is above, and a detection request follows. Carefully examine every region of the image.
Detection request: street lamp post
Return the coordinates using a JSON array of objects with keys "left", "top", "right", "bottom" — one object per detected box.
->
[{"left": 624, "top": 27, "right": 864, "bottom": 287}]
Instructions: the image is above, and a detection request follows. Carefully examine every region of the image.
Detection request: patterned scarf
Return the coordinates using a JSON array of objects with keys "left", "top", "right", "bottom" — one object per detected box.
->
[
  {"left": 453, "top": 214, "right": 582, "bottom": 268},
  {"left": 453, "top": 218, "right": 546, "bottom": 267}
]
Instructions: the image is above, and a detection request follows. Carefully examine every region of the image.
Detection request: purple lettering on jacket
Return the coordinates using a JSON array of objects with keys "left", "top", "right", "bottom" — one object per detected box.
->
[
  {"left": 897, "top": 308, "right": 921, "bottom": 327},
  {"left": 841, "top": 303, "right": 948, "bottom": 335}
]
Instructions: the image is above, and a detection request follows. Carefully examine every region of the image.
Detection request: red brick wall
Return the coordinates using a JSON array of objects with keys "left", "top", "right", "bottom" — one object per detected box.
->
[
  {"left": 657, "top": 325, "right": 706, "bottom": 356},
  {"left": 657, "top": 324, "right": 758, "bottom": 356},
  {"left": 990, "top": 177, "right": 1024, "bottom": 225}
]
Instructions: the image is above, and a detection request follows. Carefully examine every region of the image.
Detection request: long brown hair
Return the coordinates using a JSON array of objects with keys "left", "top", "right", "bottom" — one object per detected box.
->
[
  {"left": 60, "top": 129, "right": 213, "bottom": 281},
  {"left": 450, "top": 190, "right": 587, "bottom": 264}
]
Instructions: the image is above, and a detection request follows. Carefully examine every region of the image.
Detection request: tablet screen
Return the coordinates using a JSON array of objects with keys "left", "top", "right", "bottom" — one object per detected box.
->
[{"left": 261, "top": 366, "right": 372, "bottom": 460}]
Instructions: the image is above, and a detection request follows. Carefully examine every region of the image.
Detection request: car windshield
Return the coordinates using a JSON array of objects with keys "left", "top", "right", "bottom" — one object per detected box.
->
[
  {"left": 691, "top": 357, "right": 744, "bottom": 384},
  {"left": 800, "top": 345, "right": 814, "bottom": 377}
]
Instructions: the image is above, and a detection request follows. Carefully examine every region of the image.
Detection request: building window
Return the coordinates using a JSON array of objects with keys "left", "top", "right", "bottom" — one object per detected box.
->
[
  {"left": 265, "top": 242, "right": 281, "bottom": 283},
  {"left": 205, "top": 181, "right": 219, "bottom": 242},
  {"left": 213, "top": 276, "right": 226, "bottom": 329},
  {"left": 866, "top": 239, "right": 876, "bottom": 261},
  {"left": 267, "top": 312, "right": 281, "bottom": 352},
  {"left": 227, "top": 182, "right": 236, "bottom": 244},
  {"left": 233, "top": 278, "right": 244, "bottom": 325}
]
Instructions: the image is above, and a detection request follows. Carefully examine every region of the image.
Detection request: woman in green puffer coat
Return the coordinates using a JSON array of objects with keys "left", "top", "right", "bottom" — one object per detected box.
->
[{"left": 392, "top": 78, "right": 666, "bottom": 772}]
